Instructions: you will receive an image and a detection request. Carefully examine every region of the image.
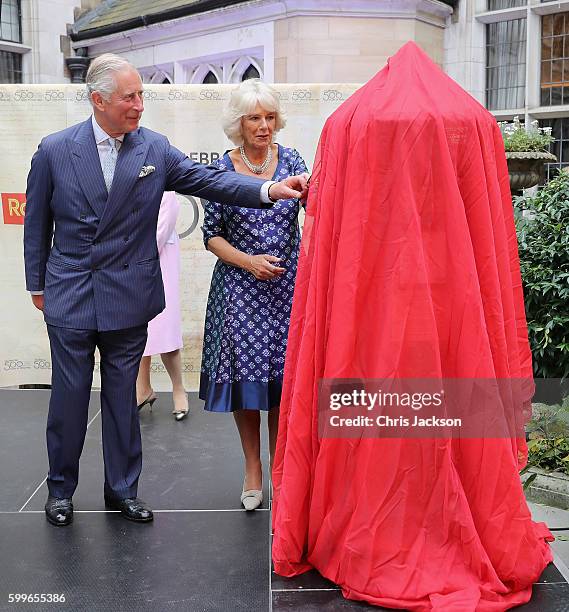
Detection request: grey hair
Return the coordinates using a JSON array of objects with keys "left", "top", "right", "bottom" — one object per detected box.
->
[
  {"left": 86, "top": 53, "right": 138, "bottom": 104},
  {"left": 222, "top": 79, "right": 287, "bottom": 146}
]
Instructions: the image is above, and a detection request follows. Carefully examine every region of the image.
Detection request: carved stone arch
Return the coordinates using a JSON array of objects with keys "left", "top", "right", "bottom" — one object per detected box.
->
[
  {"left": 139, "top": 70, "right": 154, "bottom": 84},
  {"left": 228, "top": 56, "right": 263, "bottom": 83},
  {"left": 149, "top": 69, "right": 173, "bottom": 84},
  {"left": 242, "top": 64, "right": 260, "bottom": 81},
  {"left": 190, "top": 64, "right": 222, "bottom": 84}
]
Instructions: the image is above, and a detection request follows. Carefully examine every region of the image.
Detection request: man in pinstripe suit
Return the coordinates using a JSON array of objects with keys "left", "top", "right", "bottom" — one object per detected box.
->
[{"left": 23, "top": 54, "right": 308, "bottom": 527}]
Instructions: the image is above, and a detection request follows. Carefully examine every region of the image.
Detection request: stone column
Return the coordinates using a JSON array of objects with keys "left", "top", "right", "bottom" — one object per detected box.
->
[{"left": 65, "top": 48, "right": 90, "bottom": 83}]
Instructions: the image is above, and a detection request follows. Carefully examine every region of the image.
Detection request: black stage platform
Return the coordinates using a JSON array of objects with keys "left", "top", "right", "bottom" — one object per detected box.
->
[{"left": 1, "top": 389, "right": 568, "bottom": 611}]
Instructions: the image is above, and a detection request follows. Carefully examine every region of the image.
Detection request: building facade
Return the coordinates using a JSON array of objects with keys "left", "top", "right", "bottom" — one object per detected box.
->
[
  {"left": 68, "top": 0, "right": 453, "bottom": 85},
  {"left": 0, "top": 0, "right": 101, "bottom": 83},
  {"left": 3, "top": 0, "right": 568, "bottom": 177},
  {"left": 445, "top": 0, "right": 569, "bottom": 177}
]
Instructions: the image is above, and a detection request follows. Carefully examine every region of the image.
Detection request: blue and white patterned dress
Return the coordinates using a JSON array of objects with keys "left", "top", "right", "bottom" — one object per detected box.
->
[{"left": 199, "top": 145, "right": 308, "bottom": 412}]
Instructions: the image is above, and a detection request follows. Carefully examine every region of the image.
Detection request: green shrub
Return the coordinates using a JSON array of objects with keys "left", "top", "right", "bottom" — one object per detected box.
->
[
  {"left": 514, "top": 172, "right": 569, "bottom": 379},
  {"left": 526, "top": 437, "right": 569, "bottom": 475},
  {"left": 522, "top": 401, "right": 569, "bottom": 481}
]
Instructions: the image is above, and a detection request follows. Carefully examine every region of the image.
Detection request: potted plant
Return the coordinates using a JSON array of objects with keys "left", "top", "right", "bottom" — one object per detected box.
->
[{"left": 498, "top": 117, "right": 556, "bottom": 191}]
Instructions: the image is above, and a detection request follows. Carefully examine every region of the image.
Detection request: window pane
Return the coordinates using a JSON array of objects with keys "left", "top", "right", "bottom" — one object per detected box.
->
[
  {"left": 551, "top": 137, "right": 560, "bottom": 161},
  {"left": 486, "top": 18, "right": 526, "bottom": 110},
  {"left": 0, "top": 50, "right": 22, "bottom": 83},
  {"left": 487, "top": 44, "right": 499, "bottom": 66},
  {"left": 543, "top": 15, "right": 553, "bottom": 38},
  {"left": 564, "top": 61, "right": 569, "bottom": 83},
  {"left": 540, "top": 118, "right": 566, "bottom": 182},
  {"left": 541, "top": 13, "right": 569, "bottom": 106},
  {"left": 0, "top": 0, "right": 21, "bottom": 43},
  {"left": 541, "top": 60, "right": 551, "bottom": 84},
  {"left": 487, "top": 0, "right": 526, "bottom": 9},
  {"left": 541, "top": 88, "right": 551, "bottom": 106},
  {"left": 552, "top": 59, "right": 563, "bottom": 83},
  {"left": 553, "top": 14, "right": 565, "bottom": 36}
]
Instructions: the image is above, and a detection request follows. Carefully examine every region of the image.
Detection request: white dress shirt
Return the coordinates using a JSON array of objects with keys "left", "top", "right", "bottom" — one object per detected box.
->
[{"left": 91, "top": 114, "right": 124, "bottom": 161}]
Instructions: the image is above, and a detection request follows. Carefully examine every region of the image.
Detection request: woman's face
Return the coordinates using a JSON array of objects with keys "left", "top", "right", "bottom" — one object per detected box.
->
[{"left": 241, "top": 102, "right": 276, "bottom": 149}]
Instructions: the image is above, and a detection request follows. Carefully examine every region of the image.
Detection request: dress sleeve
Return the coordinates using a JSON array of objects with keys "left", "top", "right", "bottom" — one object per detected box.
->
[
  {"left": 201, "top": 199, "right": 226, "bottom": 249},
  {"left": 289, "top": 148, "right": 309, "bottom": 175},
  {"left": 201, "top": 159, "right": 227, "bottom": 248},
  {"left": 156, "top": 191, "right": 180, "bottom": 252}
]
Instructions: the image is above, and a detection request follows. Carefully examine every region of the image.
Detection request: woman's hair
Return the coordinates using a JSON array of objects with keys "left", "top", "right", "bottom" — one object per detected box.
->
[
  {"left": 86, "top": 53, "right": 137, "bottom": 103},
  {"left": 222, "top": 79, "right": 287, "bottom": 146}
]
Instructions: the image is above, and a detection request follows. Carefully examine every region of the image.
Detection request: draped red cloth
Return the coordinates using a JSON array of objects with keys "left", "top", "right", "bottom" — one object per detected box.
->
[{"left": 271, "top": 42, "right": 553, "bottom": 611}]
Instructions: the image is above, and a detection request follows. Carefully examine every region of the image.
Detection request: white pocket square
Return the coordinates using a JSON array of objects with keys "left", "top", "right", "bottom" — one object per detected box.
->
[{"left": 138, "top": 165, "right": 155, "bottom": 178}]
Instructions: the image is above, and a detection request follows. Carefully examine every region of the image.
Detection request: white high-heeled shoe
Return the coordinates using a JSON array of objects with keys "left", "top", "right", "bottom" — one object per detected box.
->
[
  {"left": 172, "top": 392, "right": 189, "bottom": 421},
  {"left": 240, "top": 486, "right": 263, "bottom": 511}
]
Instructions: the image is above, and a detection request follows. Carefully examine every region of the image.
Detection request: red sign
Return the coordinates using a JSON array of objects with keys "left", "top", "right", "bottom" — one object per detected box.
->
[{"left": 2, "top": 193, "right": 26, "bottom": 225}]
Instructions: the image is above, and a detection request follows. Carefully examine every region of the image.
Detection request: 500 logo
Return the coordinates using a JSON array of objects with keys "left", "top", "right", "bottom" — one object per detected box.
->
[
  {"left": 291, "top": 90, "right": 313, "bottom": 102},
  {"left": 4, "top": 360, "right": 29, "bottom": 371},
  {"left": 199, "top": 89, "right": 223, "bottom": 101},
  {"left": 14, "top": 90, "right": 36, "bottom": 101},
  {"left": 44, "top": 90, "right": 65, "bottom": 102},
  {"left": 168, "top": 90, "right": 196, "bottom": 101},
  {"left": 322, "top": 89, "right": 346, "bottom": 102},
  {"left": 142, "top": 91, "right": 158, "bottom": 101}
]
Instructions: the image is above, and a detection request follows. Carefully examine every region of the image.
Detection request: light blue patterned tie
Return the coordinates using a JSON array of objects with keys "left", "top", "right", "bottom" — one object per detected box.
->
[{"left": 102, "top": 137, "right": 118, "bottom": 192}]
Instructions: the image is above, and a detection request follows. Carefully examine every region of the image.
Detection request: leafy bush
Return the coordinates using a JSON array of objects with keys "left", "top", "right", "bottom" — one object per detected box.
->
[
  {"left": 522, "top": 401, "right": 569, "bottom": 482},
  {"left": 514, "top": 172, "right": 569, "bottom": 379},
  {"left": 526, "top": 437, "right": 569, "bottom": 475},
  {"left": 528, "top": 437, "right": 569, "bottom": 480},
  {"left": 499, "top": 116, "right": 553, "bottom": 152}
]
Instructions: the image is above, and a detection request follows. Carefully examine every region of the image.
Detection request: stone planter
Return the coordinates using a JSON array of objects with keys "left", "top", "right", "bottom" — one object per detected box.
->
[
  {"left": 522, "top": 467, "right": 569, "bottom": 510},
  {"left": 506, "top": 151, "right": 557, "bottom": 191}
]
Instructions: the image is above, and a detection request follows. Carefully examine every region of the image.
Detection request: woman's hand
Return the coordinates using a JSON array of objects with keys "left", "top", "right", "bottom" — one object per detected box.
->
[{"left": 247, "top": 254, "right": 285, "bottom": 280}]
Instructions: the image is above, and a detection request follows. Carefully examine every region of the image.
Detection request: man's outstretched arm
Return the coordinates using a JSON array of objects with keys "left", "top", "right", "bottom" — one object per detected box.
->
[{"left": 165, "top": 144, "right": 308, "bottom": 207}]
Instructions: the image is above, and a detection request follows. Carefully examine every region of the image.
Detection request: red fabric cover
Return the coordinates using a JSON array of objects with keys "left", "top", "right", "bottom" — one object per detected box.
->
[{"left": 271, "top": 42, "right": 553, "bottom": 611}]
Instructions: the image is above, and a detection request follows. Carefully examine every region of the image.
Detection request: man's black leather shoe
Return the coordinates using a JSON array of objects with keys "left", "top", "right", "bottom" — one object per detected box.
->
[
  {"left": 45, "top": 495, "right": 73, "bottom": 526},
  {"left": 104, "top": 496, "right": 153, "bottom": 522}
]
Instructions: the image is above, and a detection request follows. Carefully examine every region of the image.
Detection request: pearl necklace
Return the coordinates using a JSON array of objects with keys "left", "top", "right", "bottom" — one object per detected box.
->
[{"left": 240, "top": 145, "right": 272, "bottom": 174}]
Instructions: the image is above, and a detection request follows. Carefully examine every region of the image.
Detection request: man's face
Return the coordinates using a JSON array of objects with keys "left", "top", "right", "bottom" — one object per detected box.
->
[{"left": 92, "top": 68, "right": 144, "bottom": 136}]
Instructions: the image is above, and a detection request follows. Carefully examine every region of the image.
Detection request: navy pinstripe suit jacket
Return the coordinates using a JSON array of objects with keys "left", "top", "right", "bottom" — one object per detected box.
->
[{"left": 24, "top": 117, "right": 266, "bottom": 331}]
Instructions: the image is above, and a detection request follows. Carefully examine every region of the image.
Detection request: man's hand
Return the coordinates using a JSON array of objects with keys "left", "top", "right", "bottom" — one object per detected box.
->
[
  {"left": 247, "top": 254, "right": 285, "bottom": 280},
  {"left": 268, "top": 173, "right": 310, "bottom": 202},
  {"left": 31, "top": 294, "right": 44, "bottom": 311}
]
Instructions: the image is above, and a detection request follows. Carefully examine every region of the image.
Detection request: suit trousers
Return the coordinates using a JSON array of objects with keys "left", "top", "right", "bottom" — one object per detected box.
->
[{"left": 46, "top": 323, "right": 148, "bottom": 500}]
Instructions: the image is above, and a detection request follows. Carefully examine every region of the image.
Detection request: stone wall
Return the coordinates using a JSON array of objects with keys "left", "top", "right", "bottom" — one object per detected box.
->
[
  {"left": 274, "top": 16, "right": 445, "bottom": 83},
  {"left": 21, "top": 0, "right": 85, "bottom": 83}
]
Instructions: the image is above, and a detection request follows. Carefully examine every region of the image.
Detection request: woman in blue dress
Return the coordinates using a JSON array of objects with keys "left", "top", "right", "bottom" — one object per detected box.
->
[{"left": 200, "top": 79, "right": 308, "bottom": 510}]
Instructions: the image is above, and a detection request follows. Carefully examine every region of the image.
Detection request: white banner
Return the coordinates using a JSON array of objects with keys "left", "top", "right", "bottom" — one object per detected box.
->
[{"left": 0, "top": 84, "right": 358, "bottom": 390}]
